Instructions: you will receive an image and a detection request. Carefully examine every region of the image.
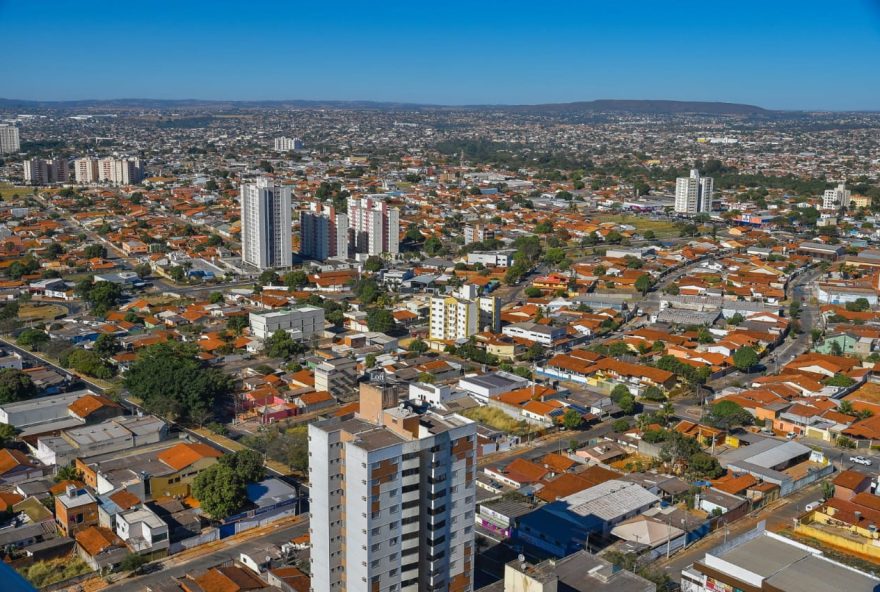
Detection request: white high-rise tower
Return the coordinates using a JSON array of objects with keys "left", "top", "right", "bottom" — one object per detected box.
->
[
  {"left": 240, "top": 178, "right": 292, "bottom": 270},
  {"left": 674, "top": 169, "right": 713, "bottom": 215}
]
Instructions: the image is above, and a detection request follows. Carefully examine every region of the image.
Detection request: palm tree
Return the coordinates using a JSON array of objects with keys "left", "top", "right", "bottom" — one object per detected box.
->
[{"left": 838, "top": 400, "right": 854, "bottom": 415}]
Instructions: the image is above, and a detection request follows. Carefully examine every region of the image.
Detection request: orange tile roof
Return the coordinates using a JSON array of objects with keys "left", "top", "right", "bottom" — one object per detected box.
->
[
  {"left": 0, "top": 448, "right": 33, "bottom": 474},
  {"left": 157, "top": 442, "right": 223, "bottom": 471},
  {"left": 0, "top": 491, "right": 23, "bottom": 511},
  {"left": 68, "top": 394, "right": 119, "bottom": 418},
  {"left": 75, "top": 526, "right": 123, "bottom": 556},
  {"left": 109, "top": 489, "right": 141, "bottom": 510}
]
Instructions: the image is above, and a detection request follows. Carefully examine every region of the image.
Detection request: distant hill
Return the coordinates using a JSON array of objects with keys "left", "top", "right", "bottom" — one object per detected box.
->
[
  {"left": 0, "top": 97, "right": 770, "bottom": 115},
  {"left": 485, "top": 99, "right": 772, "bottom": 116}
]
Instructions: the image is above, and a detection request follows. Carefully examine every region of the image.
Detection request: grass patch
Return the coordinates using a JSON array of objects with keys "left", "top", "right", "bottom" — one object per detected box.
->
[
  {"left": 0, "top": 183, "right": 35, "bottom": 201},
  {"left": 18, "top": 556, "right": 92, "bottom": 587},
  {"left": 18, "top": 303, "right": 69, "bottom": 322},
  {"left": 600, "top": 214, "right": 680, "bottom": 238},
  {"left": 461, "top": 406, "right": 530, "bottom": 435}
]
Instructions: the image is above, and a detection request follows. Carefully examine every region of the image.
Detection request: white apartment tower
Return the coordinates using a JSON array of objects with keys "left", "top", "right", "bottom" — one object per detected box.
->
[
  {"left": 823, "top": 182, "right": 852, "bottom": 210},
  {"left": 348, "top": 196, "right": 400, "bottom": 256},
  {"left": 274, "top": 136, "right": 303, "bottom": 151},
  {"left": 309, "top": 382, "right": 477, "bottom": 592},
  {"left": 428, "top": 284, "right": 501, "bottom": 343},
  {"left": 97, "top": 157, "right": 143, "bottom": 185},
  {"left": 23, "top": 158, "right": 68, "bottom": 185},
  {"left": 74, "top": 158, "right": 99, "bottom": 183},
  {"left": 241, "top": 177, "right": 293, "bottom": 270},
  {"left": 300, "top": 202, "right": 349, "bottom": 261},
  {"left": 0, "top": 125, "right": 20, "bottom": 154},
  {"left": 674, "top": 169, "right": 714, "bottom": 214}
]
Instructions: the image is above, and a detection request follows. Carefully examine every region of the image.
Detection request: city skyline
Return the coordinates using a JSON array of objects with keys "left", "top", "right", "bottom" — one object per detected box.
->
[{"left": 2, "top": 1, "right": 880, "bottom": 110}]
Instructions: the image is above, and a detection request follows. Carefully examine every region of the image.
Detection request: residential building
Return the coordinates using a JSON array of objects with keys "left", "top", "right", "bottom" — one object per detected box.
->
[
  {"left": 115, "top": 506, "right": 170, "bottom": 555},
  {"left": 300, "top": 202, "right": 349, "bottom": 260},
  {"left": 309, "top": 383, "right": 478, "bottom": 592},
  {"left": 463, "top": 224, "right": 493, "bottom": 245},
  {"left": 241, "top": 177, "right": 293, "bottom": 269},
  {"left": 97, "top": 157, "right": 143, "bottom": 185},
  {"left": 74, "top": 157, "right": 99, "bottom": 183},
  {"left": 314, "top": 356, "right": 358, "bottom": 399},
  {"left": 681, "top": 529, "right": 879, "bottom": 592},
  {"left": 347, "top": 196, "right": 400, "bottom": 255},
  {"left": 0, "top": 125, "right": 20, "bottom": 154},
  {"left": 23, "top": 158, "right": 68, "bottom": 185},
  {"left": 674, "top": 169, "right": 713, "bottom": 214},
  {"left": 249, "top": 306, "right": 325, "bottom": 341},
  {"left": 275, "top": 136, "right": 303, "bottom": 151},
  {"left": 56, "top": 485, "right": 99, "bottom": 537},
  {"left": 478, "top": 550, "right": 655, "bottom": 592},
  {"left": 467, "top": 250, "right": 515, "bottom": 268},
  {"left": 429, "top": 284, "right": 501, "bottom": 343},
  {"left": 823, "top": 182, "right": 851, "bottom": 210}
]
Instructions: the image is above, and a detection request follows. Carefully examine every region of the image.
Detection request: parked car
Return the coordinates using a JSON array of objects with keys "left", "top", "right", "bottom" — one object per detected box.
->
[{"left": 850, "top": 456, "right": 872, "bottom": 466}]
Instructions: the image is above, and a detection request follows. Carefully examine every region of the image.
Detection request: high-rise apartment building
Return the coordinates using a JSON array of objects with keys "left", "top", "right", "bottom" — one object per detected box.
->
[
  {"left": 240, "top": 177, "right": 292, "bottom": 270},
  {"left": 822, "top": 182, "right": 851, "bottom": 210},
  {"left": 23, "top": 158, "right": 68, "bottom": 185},
  {"left": 300, "top": 202, "right": 349, "bottom": 261},
  {"left": 97, "top": 157, "right": 143, "bottom": 185},
  {"left": 274, "top": 136, "right": 304, "bottom": 151},
  {"left": 428, "top": 284, "right": 500, "bottom": 343},
  {"left": 74, "top": 158, "right": 99, "bottom": 183},
  {"left": 348, "top": 196, "right": 400, "bottom": 256},
  {"left": 309, "top": 382, "right": 477, "bottom": 592},
  {"left": 0, "top": 125, "right": 20, "bottom": 154},
  {"left": 674, "top": 169, "right": 713, "bottom": 214}
]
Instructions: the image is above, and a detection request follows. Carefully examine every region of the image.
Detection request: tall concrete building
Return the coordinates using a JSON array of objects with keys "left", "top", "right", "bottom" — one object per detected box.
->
[
  {"left": 300, "top": 202, "right": 349, "bottom": 261},
  {"left": 0, "top": 125, "right": 20, "bottom": 154},
  {"left": 274, "top": 136, "right": 303, "bottom": 151},
  {"left": 240, "top": 178, "right": 293, "bottom": 270},
  {"left": 74, "top": 158, "right": 99, "bottom": 184},
  {"left": 428, "top": 284, "right": 501, "bottom": 343},
  {"left": 309, "top": 382, "right": 477, "bottom": 592},
  {"left": 23, "top": 158, "right": 68, "bottom": 185},
  {"left": 823, "top": 182, "right": 851, "bottom": 210},
  {"left": 348, "top": 196, "right": 400, "bottom": 256},
  {"left": 674, "top": 169, "right": 713, "bottom": 214},
  {"left": 97, "top": 157, "right": 143, "bottom": 185}
]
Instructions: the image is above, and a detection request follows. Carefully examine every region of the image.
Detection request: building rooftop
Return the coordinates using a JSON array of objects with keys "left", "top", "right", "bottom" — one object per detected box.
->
[{"left": 561, "top": 480, "right": 659, "bottom": 521}]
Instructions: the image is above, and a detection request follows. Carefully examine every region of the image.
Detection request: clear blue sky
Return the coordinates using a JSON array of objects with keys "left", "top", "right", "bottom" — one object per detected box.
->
[{"left": 3, "top": 0, "right": 880, "bottom": 110}]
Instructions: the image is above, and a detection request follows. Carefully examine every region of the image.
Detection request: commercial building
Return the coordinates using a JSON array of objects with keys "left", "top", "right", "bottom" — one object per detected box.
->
[
  {"left": 429, "top": 284, "right": 501, "bottom": 343},
  {"left": 348, "top": 196, "right": 400, "bottom": 256},
  {"left": 466, "top": 250, "right": 514, "bottom": 268},
  {"left": 23, "top": 158, "right": 68, "bottom": 185},
  {"left": 300, "top": 202, "right": 349, "bottom": 261},
  {"left": 681, "top": 529, "right": 879, "bottom": 592},
  {"left": 309, "top": 383, "right": 478, "bottom": 592},
  {"left": 314, "top": 356, "right": 358, "bottom": 400},
  {"left": 249, "top": 306, "right": 325, "bottom": 341},
  {"left": 0, "top": 125, "right": 20, "bottom": 154},
  {"left": 241, "top": 177, "right": 293, "bottom": 269},
  {"left": 274, "top": 136, "right": 303, "bottom": 151},
  {"left": 74, "top": 158, "right": 99, "bottom": 183},
  {"left": 674, "top": 169, "right": 713, "bottom": 214},
  {"left": 822, "top": 182, "right": 852, "bottom": 210}
]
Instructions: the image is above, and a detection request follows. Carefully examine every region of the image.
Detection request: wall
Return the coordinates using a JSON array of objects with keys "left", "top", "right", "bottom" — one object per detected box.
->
[{"left": 795, "top": 522, "right": 880, "bottom": 560}]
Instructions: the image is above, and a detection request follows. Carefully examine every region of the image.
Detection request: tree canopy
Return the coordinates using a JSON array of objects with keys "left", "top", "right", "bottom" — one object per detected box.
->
[
  {"left": 0, "top": 369, "right": 37, "bottom": 404},
  {"left": 123, "top": 341, "right": 232, "bottom": 423},
  {"left": 732, "top": 346, "right": 759, "bottom": 372}
]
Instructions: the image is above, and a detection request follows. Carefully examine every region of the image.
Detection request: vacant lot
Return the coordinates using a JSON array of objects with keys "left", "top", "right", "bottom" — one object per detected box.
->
[
  {"left": 462, "top": 406, "right": 529, "bottom": 435},
  {"left": 0, "top": 183, "right": 34, "bottom": 201},
  {"left": 18, "top": 303, "right": 69, "bottom": 321},
  {"left": 601, "top": 214, "right": 680, "bottom": 238}
]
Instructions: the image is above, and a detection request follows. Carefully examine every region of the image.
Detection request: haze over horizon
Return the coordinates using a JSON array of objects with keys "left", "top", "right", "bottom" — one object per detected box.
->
[{"left": 3, "top": 0, "right": 880, "bottom": 111}]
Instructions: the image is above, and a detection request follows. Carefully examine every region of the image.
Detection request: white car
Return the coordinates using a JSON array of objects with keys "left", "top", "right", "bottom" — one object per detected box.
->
[{"left": 850, "top": 456, "right": 873, "bottom": 466}]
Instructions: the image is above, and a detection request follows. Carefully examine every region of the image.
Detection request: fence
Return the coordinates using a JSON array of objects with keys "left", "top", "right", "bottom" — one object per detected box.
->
[{"left": 169, "top": 527, "right": 219, "bottom": 554}]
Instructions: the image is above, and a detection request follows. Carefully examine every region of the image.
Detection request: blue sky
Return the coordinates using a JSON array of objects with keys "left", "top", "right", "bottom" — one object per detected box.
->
[{"left": 2, "top": 0, "right": 880, "bottom": 110}]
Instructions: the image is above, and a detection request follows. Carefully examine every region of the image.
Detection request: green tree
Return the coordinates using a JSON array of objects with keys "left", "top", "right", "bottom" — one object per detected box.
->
[
  {"left": 258, "top": 270, "right": 280, "bottom": 285},
  {"left": 134, "top": 263, "right": 152, "bottom": 279},
  {"left": 118, "top": 553, "right": 147, "bottom": 573},
  {"left": 283, "top": 270, "right": 309, "bottom": 289},
  {"left": 634, "top": 274, "right": 653, "bottom": 296},
  {"left": 732, "top": 346, "right": 759, "bottom": 372},
  {"left": 562, "top": 409, "right": 584, "bottom": 430},
  {"left": 688, "top": 452, "right": 724, "bottom": 479},
  {"left": 408, "top": 339, "right": 428, "bottom": 354},
  {"left": 219, "top": 449, "right": 265, "bottom": 484},
  {"left": 54, "top": 464, "right": 83, "bottom": 483},
  {"left": 611, "top": 384, "right": 636, "bottom": 414},
  {"left": 83, "top": 244, "right": 107, "bottom": 259},
  {"left": 367, "top": 308, "right": 396, "bottom": 333},
  {"left": 209, "top": 291, "right": 224, "bottom": 304},
  {"left": 364, "top": 256, "right": 384, "bottom": 273},
  {"left": 825, "top": 373, "right": 855, "bottom": 387},
  {"left": 93, "top": 333, "right": 120, "bottom": 359},
  {"left": 0, "top": 368, "right": 37, "bottom": 403},
  {"left": 192, "top": 463, "right": 246, "bottom": 519},
  {"left": 612, "top": 418, "right": 631, "bottom": 432},
  {"left": 61, "top": 348, "right": 114, "bottom": 379},
  {"left": 124, "top": 341, "right": 232, "bottom": 423},
  {"left": 227, "top": 315, "right": 248, "bottom": 334},
  {"left": 706, "top": 400, "right": 754, "bottom": 430},
  {"left": 0, "top": 423, "right": 17, "bottom": 448},
  {"left": 264, "top": 330, "right": 305, "bottom": 359},
  {"left": 17, "top": 327, "right": 49, "bottom": 350}
]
